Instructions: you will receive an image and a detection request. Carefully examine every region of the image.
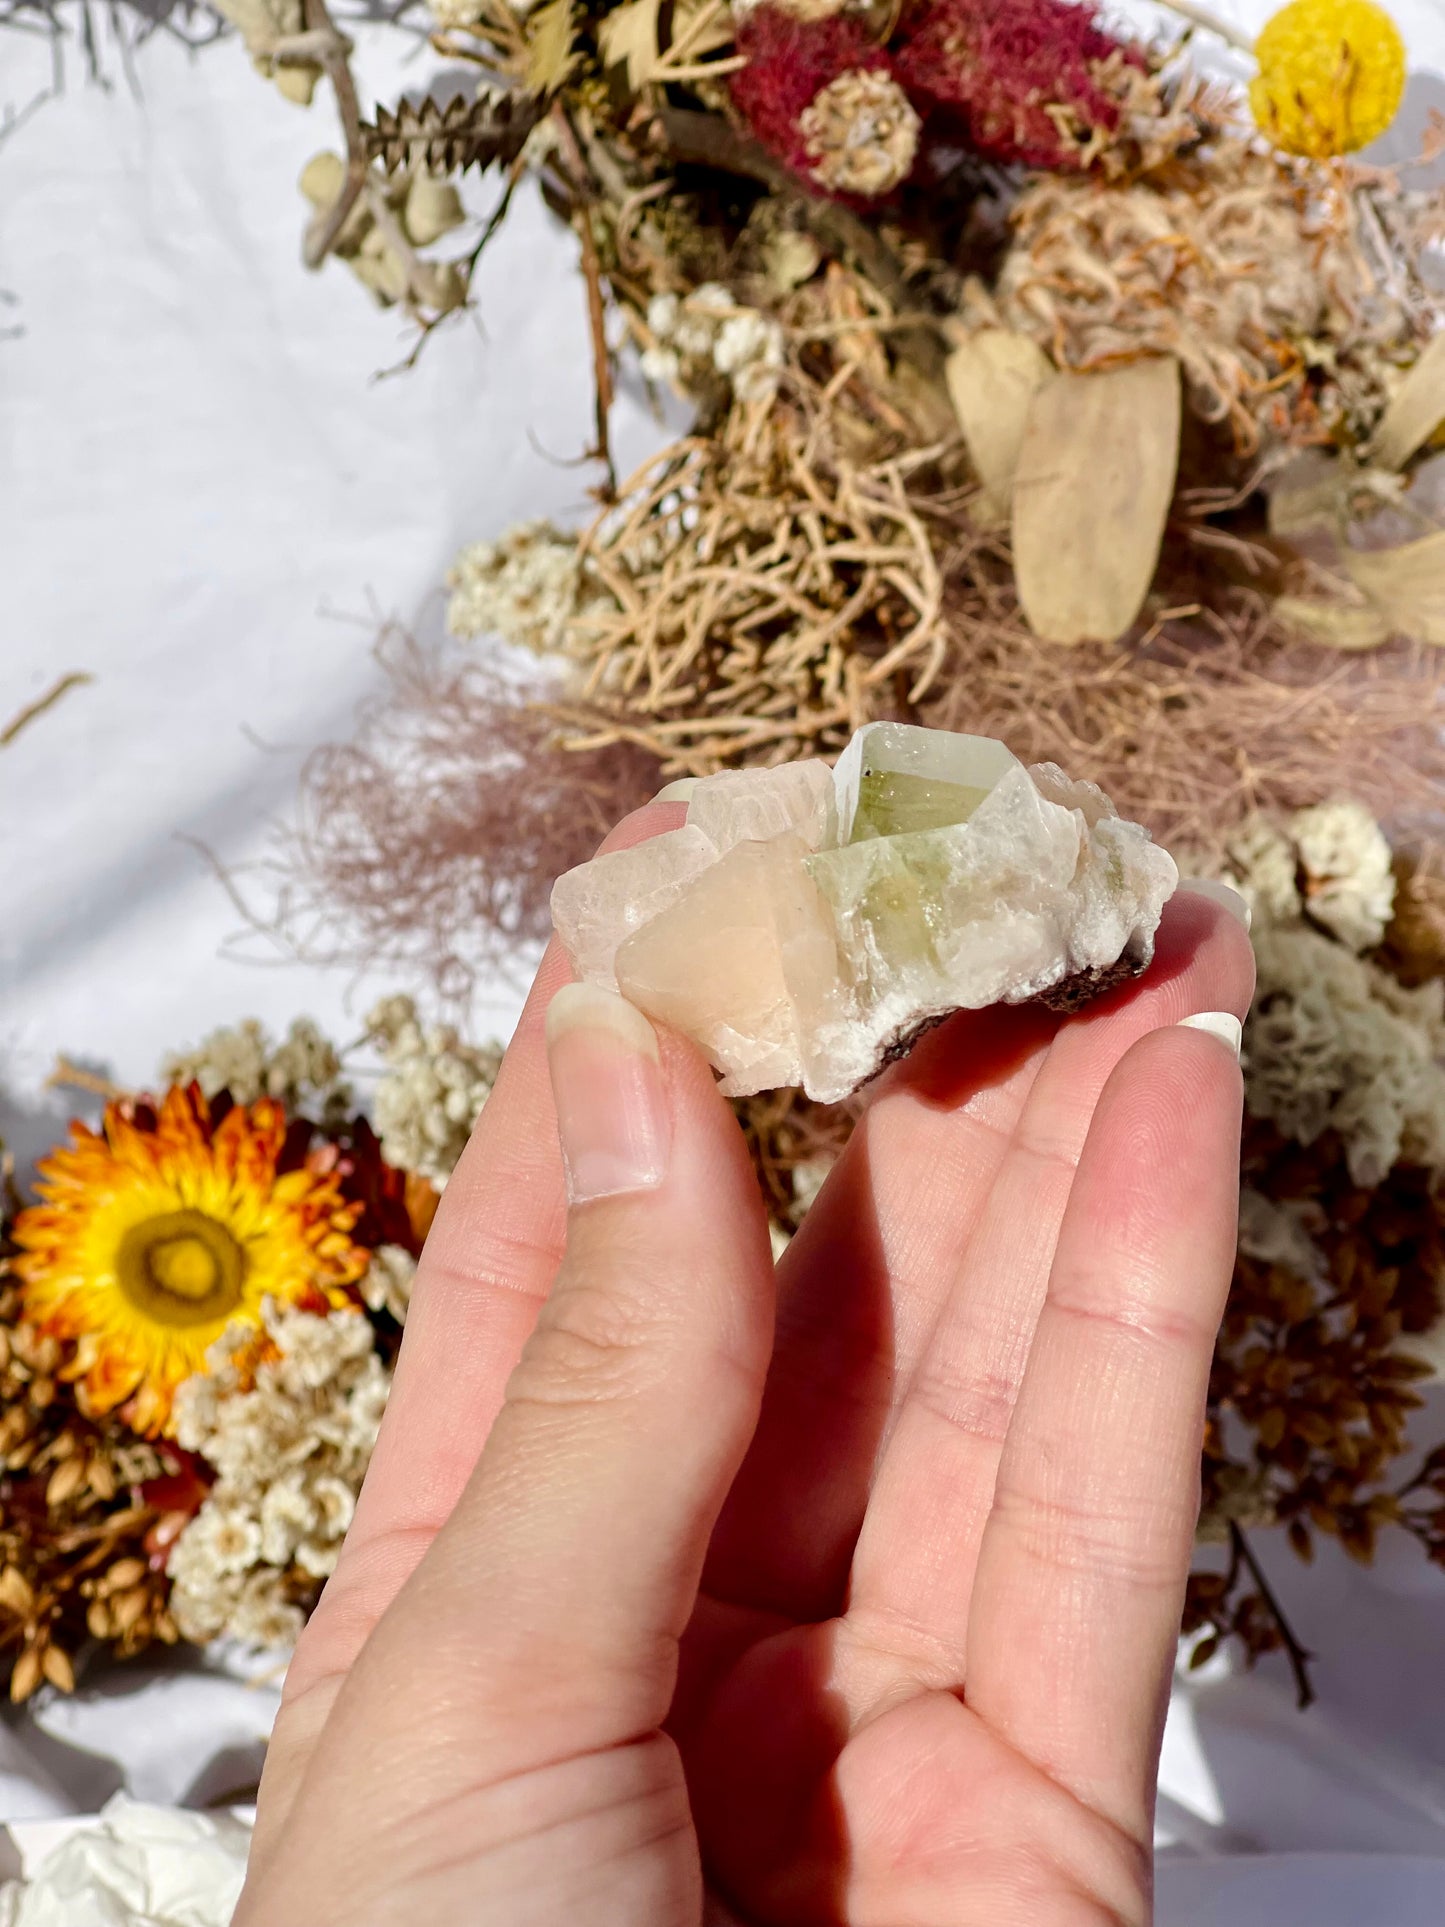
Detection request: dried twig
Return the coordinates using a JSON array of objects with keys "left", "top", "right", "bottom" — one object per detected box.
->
[
  {"left": 1228, "top": 1522, "right": 1316, "bottom": 1710},
  {"left": 0, "top": 672, "right": 92, "bottom": 748}
]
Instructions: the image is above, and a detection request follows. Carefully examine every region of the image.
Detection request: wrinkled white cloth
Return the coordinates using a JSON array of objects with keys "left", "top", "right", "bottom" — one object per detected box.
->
[{"left": 0, "top": 1797, "right": 250, "bottom": 1927}]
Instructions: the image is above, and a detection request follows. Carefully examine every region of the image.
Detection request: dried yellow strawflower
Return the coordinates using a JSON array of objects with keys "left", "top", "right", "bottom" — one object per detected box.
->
[
  {"left": 1250, "top": 0, "right": 1405, "bottom": 158},
  {"left": 800, "top": 70, "right": 921, "bottom": 199}
]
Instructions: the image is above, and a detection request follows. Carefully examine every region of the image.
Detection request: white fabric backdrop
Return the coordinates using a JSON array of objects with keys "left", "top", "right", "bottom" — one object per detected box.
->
[{"left": 4, "top": 6, "right": 1445, "bottom": 1920}]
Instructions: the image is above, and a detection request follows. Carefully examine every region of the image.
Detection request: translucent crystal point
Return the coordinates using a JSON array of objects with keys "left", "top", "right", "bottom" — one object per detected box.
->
[{"left": 550, "top": 726, "right": 1178, "bottom": 1101}]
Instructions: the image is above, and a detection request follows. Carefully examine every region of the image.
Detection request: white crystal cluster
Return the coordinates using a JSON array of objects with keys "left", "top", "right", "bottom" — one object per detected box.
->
[{"left": 552, "top": 723, "right": 1178, "bottom": 1101}]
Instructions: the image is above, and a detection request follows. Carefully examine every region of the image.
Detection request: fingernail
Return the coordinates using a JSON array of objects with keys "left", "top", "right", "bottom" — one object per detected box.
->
[
  {"left": 1177, "top": 1011, "right": 1243, "bottom": 1060},
  {"left": 654, "top": 777, "right": 699, "bottom": 804},
  {"left": 546, "top": 983, "right": 671, "bottom": 1204},
  {"left": 1177, "top": 878, "right": 1251, "bottom": 932}
]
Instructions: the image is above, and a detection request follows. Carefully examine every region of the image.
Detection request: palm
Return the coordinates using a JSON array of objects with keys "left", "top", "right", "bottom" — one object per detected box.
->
[{"left": 242, "top": 856, "right": 1252, "bottom": 1927}]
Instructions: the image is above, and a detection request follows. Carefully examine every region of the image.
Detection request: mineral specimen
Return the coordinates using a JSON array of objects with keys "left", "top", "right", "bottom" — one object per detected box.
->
[{"left": 551, "top": 724, "right": 1178, "bottom": 1100}]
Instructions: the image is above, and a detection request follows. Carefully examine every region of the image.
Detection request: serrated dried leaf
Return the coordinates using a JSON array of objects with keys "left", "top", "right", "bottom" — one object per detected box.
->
[
  {"left": 946, "top": 328, "right": 1053, "bottom": 523},
  {"left": 1373, "top": 333, "right": 1445, "bottom": 473},
  {"left": 1012, "top": 358, "right": 1181, "bottom": 646},
  {"left": 598, "top": 0, "right": 662, "bottom": 92},
  {"left": 1344, "top": 529, "right": 1445, "bottom": 645},
  {"left": 1272, "top": 591, "right": 1391, "bottom": 651},
  {"left": 361, "top": 94, "right": 541, "bottom": 178},
  {"left": 524, "top": 0, "right": 578, "bottom": 98}
]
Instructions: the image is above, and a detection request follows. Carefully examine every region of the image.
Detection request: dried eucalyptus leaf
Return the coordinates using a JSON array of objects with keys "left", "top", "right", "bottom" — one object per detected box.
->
[
  {"left": 945, "top": 328, "right": 1052, "bottom": 521},
  {"left": 1272, "top": 592, "right": 1391, "bottom": 651},
  {"left": 1372, "top": 333, "right": 1445, "bottom": 474},
  {"left": 1012, "top": 358, "right": 1181, "bottom": 646},
  {"left": 598, "top": 0, "right": 662, "bottom": 92},
  {"left": 1344, "top": 529, "right": 1445, "bottom": 645},
  {"left": 524, "top": 0, "right": 579, "bottom": 97}
]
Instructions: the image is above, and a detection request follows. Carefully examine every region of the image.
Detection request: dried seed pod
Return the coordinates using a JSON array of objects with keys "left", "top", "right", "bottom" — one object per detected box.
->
[
  {"left": 9, "top": 1646, "right": 43, "bottom": 1705},
  {"left": 0, "top": 1566, "right": 36, "bottom": 1616},
  {"left": 45, "top": 1457, "right": 87, "bottom": 1509},
  {"left": 40, "top": 1644, "right": 74, "bottom": 1693}
]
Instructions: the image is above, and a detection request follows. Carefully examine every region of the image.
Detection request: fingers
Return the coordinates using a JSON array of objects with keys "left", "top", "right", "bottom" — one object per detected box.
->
[
  {"left": 249, "top": 802, "right": 685, "bottom": 1865},
  {"left": 708, "top": 890, "right": 1251, "bottom": 1634},
  {"left": 963, "top": 1016, "right": 1245, "bottom": 1843},
  {"left": 841, "top": 892, "right": 1254, "bottom": 1697},
  {"left": 255, "top": 990, "right": 775, "bottom": 1895},
  {"left": 702, "top": 1003, "right": 1052, "bottom": 1622}
]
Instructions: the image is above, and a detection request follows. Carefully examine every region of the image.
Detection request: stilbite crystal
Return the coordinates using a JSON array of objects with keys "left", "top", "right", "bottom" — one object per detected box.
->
[{"left": 551, "top": 724, "right": 1179, "bottom": 1100}]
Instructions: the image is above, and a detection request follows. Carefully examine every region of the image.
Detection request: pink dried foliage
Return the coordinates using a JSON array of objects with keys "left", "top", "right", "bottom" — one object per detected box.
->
[
  {"left": 730, "top": 0, "right": 1143, "bottom": 189},
  {"left": 275, "top": 628, "right": 658, "bottom": 999}
]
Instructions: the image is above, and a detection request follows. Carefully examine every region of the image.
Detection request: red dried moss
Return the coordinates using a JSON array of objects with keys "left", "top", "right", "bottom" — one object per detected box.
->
[
  {"left": 893, "top": 0, "right": 1144, "bottom": 171},
  {"left": 729, "top": 0, "right": 1145, "bottom": 192},
  {"left": 730, "top": 8, "right": 891, "bottom": 189}
]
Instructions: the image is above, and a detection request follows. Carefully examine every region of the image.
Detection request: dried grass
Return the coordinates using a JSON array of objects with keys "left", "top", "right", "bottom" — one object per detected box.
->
[{"left": 924, "top": 588, "right": 1445, "bottom": 859}]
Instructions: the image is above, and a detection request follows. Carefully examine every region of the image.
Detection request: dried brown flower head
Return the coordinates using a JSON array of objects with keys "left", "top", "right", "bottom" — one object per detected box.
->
[
  {"left": 0, "top": 1281, "right": 189, "bottom": 1702},
  {"left": 800, "top": 69, "right": 921, "bottom": 198}
]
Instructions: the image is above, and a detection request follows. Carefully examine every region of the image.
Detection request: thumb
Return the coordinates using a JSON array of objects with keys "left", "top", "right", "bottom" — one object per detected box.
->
[{"left": 285, "top": 985, "right": 777, "bottom": 1804}]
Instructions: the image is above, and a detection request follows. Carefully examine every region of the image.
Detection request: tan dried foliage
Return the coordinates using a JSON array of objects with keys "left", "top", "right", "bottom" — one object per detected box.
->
[
  {"left": 0, "top": 1279, "right": 183, "bottom": 1702},
  {"left": 555, "top": 400, "right": 948, "bottom": 773},
  {"left": 993, "top": 141, "right": 1418, "bottom": 456}
]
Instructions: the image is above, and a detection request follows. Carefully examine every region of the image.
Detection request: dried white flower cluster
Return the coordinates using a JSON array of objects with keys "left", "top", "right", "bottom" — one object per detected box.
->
[
  {"left": 1217, "top": 798, "right": 1397, "bottom": 952},
  {"left": 1203, "top": 801, "right": 1445, "bottom": 1187},
  {"left": 161, "top": 1016, "right": 348, "bottom": 1117},
  {"left": 360, "top": 1243, "right": 418, "bottom": 1325},
  {"left": 446, "top": 520, "right": 597, "bottom": 654},
  {"left": 367, "top": 995, "right": 504, "bottom": 1187},
  {"left": 640, "top": 286, "right": 786, "bottom": 405},
  {"left": 801, "top": 70, "right": 921, "bottom": 199},
  {"left": 1248, "top": 926, "right": 1445, "bottom": 1186},
  {"left": 168, "top": 1305, "right": 389, "bottom": 1649}
]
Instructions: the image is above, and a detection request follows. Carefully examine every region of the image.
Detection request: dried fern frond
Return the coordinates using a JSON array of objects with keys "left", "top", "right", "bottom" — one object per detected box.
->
[{"left": 361, "top": 93, "right": 542, "bottom": 178}]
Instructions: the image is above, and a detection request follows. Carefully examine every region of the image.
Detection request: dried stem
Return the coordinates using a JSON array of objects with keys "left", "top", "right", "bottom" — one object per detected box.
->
[
  {"left": 1229, "top": 1523, "right": 1317, "bottom": 1711},
  {"left": 297, "top": 0, "right": 367, "bottom": 269},
  {"left": 1150, "top": 0, "right": 1253, "bottom": 53},
  {"left": 0, "top": 672, "right": 92, "bottom": 748}
]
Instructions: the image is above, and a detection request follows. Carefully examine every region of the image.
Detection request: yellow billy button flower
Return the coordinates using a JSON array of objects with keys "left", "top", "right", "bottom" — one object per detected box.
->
[{"left": 1251, "top": 0, "right": 1406, "bottom": 157}]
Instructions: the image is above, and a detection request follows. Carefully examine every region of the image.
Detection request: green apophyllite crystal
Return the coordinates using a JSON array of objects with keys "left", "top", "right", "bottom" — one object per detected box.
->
[{"left": 849, "top": 770, "right": 993, "bottom": 842}]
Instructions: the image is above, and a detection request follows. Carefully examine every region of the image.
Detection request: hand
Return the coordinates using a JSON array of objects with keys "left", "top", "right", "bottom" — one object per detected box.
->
[{"left": 236, "top": 801, "right": 1254, "bottom": 1927}]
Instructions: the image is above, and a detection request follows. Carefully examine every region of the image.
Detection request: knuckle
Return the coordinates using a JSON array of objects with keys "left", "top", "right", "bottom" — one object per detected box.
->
[{"left": 507, "top": 1274, "right": 673, "bottom": 1412}]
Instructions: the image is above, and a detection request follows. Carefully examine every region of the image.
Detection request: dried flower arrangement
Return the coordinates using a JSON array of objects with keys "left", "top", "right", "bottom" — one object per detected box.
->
[
  {"left": 19, "top": 0, "right": 1445, "bottom": 1711},
  {"left": 0, "top": 1006, "right": 454, "bottom": 1698},
  {"left": 0, "top": 1008, "right": 842, "bottom": 1699}
]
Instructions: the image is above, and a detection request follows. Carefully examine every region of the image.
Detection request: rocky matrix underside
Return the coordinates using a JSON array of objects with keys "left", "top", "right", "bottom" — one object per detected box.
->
[{"left": 551, "top": 723, "right": 1179, "bottom": 1101}]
